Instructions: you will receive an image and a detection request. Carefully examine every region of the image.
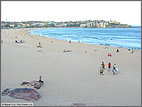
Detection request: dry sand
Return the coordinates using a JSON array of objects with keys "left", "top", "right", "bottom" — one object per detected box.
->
[{"left": 1, "top": 28, "right": 141, "bottom": 106}]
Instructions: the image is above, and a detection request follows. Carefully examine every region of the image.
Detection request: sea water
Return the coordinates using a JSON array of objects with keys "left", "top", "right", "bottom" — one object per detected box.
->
[{"left": 29, "top": 27, "right": 141, "bottom": 50}]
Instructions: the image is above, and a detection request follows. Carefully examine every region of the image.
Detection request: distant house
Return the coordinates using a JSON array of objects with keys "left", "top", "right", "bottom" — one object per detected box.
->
[
  {"left": 9, "top": 24, "right": 15, "bottom": 27},
  {"left": 80, "top": 24, "right": 86, "bottom": 28}
]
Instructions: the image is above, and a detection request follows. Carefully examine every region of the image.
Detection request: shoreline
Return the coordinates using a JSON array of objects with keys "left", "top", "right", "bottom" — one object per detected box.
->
[{"left": 25, "top": 28, "right": 141, "bottom": 51}]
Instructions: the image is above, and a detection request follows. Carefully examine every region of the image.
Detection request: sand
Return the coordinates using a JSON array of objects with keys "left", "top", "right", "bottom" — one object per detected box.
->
[{"left": 1, "top": 28, "right": 141, "bottom": 106}]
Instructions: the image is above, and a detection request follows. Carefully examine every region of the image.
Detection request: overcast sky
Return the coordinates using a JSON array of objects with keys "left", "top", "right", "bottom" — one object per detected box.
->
[{"left": 1, "top": 1, "right": 141, "bottom": 25}]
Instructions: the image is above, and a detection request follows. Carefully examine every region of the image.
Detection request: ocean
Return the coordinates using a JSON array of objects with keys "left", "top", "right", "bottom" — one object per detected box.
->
[{"left": 29, "top": 27, "right": 141, "bottom": 50}]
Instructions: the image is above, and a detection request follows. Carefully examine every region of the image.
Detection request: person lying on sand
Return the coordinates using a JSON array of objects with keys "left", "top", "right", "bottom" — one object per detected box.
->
[
  {"left": 108, "top": 53, "right": 112, "bottom": 56},
  {"left": 72, "top": 103, "right": 86, "bottom": 106},
  {"left": 63, "top": 49, "right": 72, "bottom": 53},
  {"left": 15, "top": 40, "right": 25, "bottom": 43},
  {"left": 21, "top": 76, "right": 43, "bottom": 89}
]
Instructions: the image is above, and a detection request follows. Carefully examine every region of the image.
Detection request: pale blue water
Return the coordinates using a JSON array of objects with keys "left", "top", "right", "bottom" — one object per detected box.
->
[{"left": 29, "top": 27, "right": 141, "bottom": 50}]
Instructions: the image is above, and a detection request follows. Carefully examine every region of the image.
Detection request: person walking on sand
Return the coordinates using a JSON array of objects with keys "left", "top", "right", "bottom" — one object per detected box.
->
[
  {"left": 108, "top": 62, "right": 111, "bottom": 71},
  {"left": 39, "top": 42, "right": 41, "bottom": 46},
  {"left": 112, "top": 64, "right": 117, "bottom": 75},
  {"left": 101, "top": 61, "right": 105, "bottom": 70}
]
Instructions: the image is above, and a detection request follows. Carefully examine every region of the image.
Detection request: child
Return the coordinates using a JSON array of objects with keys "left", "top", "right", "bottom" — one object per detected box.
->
[{"left": 99, "top": 67, "right": 104, "bottom": 75}]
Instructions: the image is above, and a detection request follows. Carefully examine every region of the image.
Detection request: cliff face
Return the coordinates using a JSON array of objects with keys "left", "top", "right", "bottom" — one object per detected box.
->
[
  {"left": 107, "top": 25, "right": 132, "bottom": 28},
  {"left": 79, "top": 20, "right": 132, "bottom": 28}
]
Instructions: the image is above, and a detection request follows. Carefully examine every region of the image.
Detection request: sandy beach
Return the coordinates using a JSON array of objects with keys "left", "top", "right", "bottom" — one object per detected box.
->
[{"left": 1, "top": 28, "right": 141, "bottom": 106}]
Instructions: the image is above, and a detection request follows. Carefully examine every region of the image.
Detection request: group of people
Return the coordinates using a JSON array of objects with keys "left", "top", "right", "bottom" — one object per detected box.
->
[
  {"left": 99, "top": 61, "right": 118, "bottom": 75},
  {"left": 128, "top": 48, "right": 134, "bottom": 53},
  {"left": 108, "top": 53, "right": 112, "bottom": 56},
  {"left": 64, "top": 39, "right": 81, "bottom": 43}
]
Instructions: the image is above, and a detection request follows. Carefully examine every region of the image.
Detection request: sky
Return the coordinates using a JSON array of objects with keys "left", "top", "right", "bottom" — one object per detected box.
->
[{"left": 1, "top": 1, "right": 141, "bottom": 25}]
